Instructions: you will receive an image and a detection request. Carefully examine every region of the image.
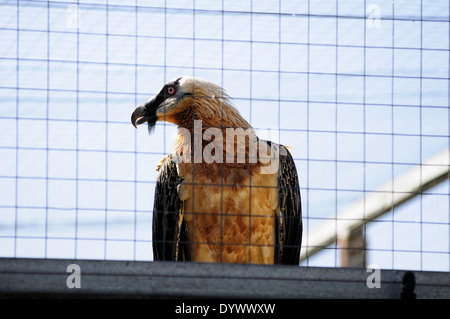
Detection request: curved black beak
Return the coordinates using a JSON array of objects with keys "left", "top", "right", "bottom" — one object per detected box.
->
[
  {"left": 131, "top": 105, "right": 147, "bottom": 128},
  {"left": 131, "top": 94, "right": 160, "bottom": 132}
]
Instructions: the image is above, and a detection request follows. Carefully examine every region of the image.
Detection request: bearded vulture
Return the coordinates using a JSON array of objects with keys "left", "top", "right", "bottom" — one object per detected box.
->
[{"left": 131, "top": 76, "right": 302, "bottom": 265}]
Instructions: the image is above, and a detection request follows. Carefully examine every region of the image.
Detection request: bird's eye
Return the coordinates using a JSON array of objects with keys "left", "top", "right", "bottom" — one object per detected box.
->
[{"left": 167, "top": 86, "right": 176, "bottom": 95}]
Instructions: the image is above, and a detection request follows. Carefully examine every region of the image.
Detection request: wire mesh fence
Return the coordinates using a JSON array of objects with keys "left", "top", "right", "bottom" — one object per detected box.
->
[{"left": 0, "top": 0, "right": 449, "bottom": 272}]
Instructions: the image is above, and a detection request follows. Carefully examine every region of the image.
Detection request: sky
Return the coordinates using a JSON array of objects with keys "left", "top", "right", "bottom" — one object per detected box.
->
[{"left": 0, "top": 0, "right": 449, "bottom": 271}]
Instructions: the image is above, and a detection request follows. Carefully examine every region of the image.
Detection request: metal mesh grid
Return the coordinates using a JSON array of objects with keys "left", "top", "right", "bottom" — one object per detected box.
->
[{"left": 0, "top": 0, "right": 449, "bottom": 271}]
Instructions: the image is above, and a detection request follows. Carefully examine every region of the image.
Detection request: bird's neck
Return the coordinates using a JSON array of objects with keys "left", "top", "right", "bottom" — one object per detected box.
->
[{"left": 169, "top": 97, "right": 260, "bottom": 169}]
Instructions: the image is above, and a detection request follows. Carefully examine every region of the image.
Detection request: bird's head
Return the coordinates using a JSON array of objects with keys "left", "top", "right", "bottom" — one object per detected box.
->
[{"left": 131, "top": 76, "right": 249, "bottom": 133}]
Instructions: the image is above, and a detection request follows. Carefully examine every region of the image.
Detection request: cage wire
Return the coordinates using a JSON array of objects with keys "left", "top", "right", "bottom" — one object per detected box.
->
[{"left": 0, "top": 0, "right": 449, "bottom": 272}]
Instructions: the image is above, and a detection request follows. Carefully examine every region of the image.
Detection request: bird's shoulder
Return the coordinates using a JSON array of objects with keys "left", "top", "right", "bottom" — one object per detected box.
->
[
  {"left": 259, "top": 139, "right": 291, "bottom": 159},
  {"left": 156, "top": 154, "right": 173, "bottom": 172},
  {"left": 155, "top": 154, "right": 185, "bottom": 188}
]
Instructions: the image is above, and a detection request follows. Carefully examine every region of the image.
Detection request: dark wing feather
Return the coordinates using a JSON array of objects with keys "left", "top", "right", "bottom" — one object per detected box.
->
[
  {"left": 274, "top": 145, "right": 303, "bottom": 265},
  {"left": 153, "top": 155, "right": 190, "bottom": 261}
]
